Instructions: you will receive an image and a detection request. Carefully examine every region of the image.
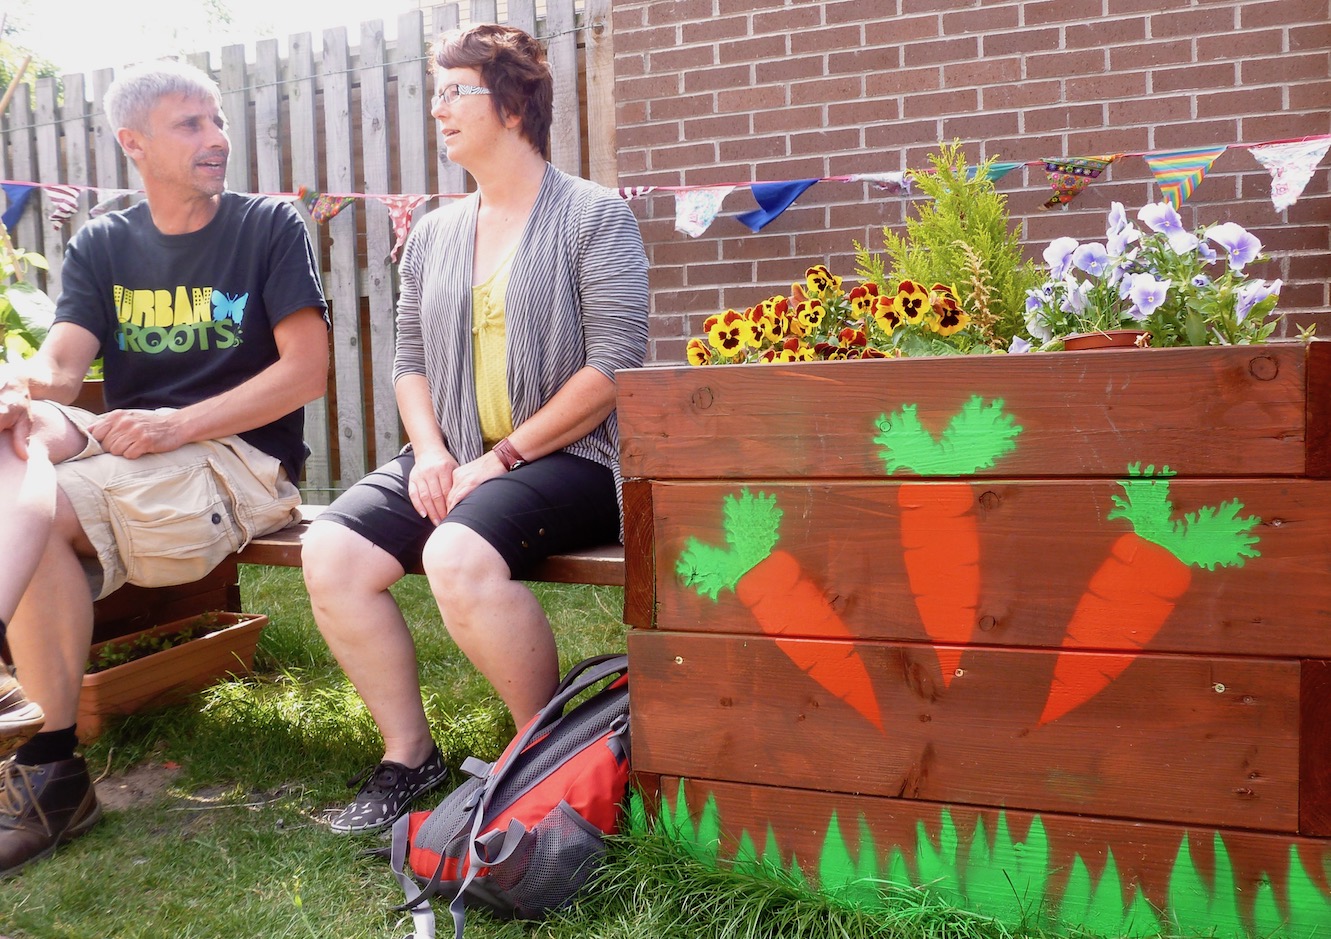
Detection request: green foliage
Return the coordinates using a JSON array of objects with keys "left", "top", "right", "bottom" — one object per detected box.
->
[
  {"left": 858, "top": 142, "right": 1041, "bottom": 351},
  {"left": 86, "top": 611, "right": 228, "bottom": 673},
  {"left": 0, "top": 224, "right": 55, "bottom": 362},
  {"left": 676, "top": 489, "right": 782, "bottom": 599},
  {"left": 1108, "top": 463, "right": 1262, "bottom": 569},
  {"left": 874, "top": 396, "right": 1022, "bottom": 476}
]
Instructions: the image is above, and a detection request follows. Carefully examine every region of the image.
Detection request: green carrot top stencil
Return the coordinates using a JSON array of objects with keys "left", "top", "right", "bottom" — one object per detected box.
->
[
  {"left": 676, "top": 489, "right": 782, "bottom": 600},
  {"left": 1110, "top": 463, "right": 1261, "bottom": 570},
  {"left": 874, "top": 395, "right": 1021, "bottom": 476}
]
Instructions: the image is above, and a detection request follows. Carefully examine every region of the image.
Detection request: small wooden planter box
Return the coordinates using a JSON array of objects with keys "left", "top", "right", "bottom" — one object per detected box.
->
[
  {"left": 79, "top": 611, "right": 267, "bottom": 740},
  {"left": 617, "top": 342, "right": 1331, "bottom": 938}
]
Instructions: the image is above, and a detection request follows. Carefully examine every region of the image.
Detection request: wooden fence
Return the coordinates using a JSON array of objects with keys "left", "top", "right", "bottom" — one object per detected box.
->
[{"left": 0, "top": 0, "right": 617, "bottom": 503}]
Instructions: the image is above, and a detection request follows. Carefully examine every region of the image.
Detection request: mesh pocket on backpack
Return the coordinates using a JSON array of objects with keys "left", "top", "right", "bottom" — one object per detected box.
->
[{"left": 494, "top": 800, "right": 606, "bottom": 918}]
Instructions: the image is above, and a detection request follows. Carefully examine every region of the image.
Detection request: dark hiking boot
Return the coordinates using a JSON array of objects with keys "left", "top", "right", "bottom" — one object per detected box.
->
[
  {"left": 0, "top": 667, "right": 44, "bottom": 761},
  {"left": 0, "top": 755, "right": 101, "bottom": 876}
]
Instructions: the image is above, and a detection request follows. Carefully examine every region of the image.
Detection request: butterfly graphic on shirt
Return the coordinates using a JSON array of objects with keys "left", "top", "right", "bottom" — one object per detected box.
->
[{"left": 212, "top": 291, "right": 249, "bottom": 324}]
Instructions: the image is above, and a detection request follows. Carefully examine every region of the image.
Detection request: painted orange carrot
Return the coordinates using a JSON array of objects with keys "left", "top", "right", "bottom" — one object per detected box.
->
[
  {"left": 1040, "top": 464, "right": 1261, "bottom": 725},
  {"left": 676, "top": 490, "right": 884, "bottom": 733},
  {"left": 874, "top": 396, "right": 1021, "bottom": 687}
]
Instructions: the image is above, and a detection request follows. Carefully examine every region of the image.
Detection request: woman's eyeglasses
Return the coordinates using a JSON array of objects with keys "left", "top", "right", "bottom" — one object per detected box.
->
[{"left": 432, "top": 83, "right": 492, "bottom": 107}]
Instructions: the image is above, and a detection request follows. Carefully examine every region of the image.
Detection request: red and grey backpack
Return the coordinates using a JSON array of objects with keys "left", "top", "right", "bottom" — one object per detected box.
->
[{"left": 389, "top": 654, "right": 630, "bottom": 939}]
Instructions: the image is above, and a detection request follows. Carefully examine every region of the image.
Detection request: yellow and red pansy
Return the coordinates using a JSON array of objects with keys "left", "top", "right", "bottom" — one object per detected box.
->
[
  {"left": 686, "top": 337, "right": 713, "bottom": 366},
  {"left": 706, "top": 308, "right": 758, "bottom": 358},
  {"left": 847, "top": 282, "right": 883, "bottom": 319},
  {"left": 805, "top": 264, "right": 843, "bottom": 298},
  {"left": 793, "top": 298, "right": 826, "bottom": 336},
  {"left": 893, "top": 280, "right": 930, "bottom": 324}
]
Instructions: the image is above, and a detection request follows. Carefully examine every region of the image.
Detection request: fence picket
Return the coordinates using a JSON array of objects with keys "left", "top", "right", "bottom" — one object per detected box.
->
[
  {"left": 546, "top": 0, "right": 581, "bottom": 176},
  {"left": 254, "top": 39, "right": 284, "bottom": 197},
  {"left": 34, "top": 77, "right": 64, "bottom": 293},
  {"left": 221, "top": 45, "right": 252, "bottom": 194}
]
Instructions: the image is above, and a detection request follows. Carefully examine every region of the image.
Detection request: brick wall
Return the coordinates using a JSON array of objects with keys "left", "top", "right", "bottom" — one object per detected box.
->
[{"left": 610, "top": 0, "right": 1331, "bottom": 364}]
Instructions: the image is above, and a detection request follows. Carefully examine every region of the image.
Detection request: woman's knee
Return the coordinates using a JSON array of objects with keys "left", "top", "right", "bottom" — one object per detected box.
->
[
  {"left": 302, "top": 521, "right": 393, "bottom": 597},
  {"left": 420, "top": 524, "right": 507, "bottom": 596}
]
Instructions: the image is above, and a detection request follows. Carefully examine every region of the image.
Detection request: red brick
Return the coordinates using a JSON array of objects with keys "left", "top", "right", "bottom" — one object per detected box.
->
[
  {"left": 619, "top": 121, "right": 684, "bottom": 150},
  {"left": 941, "top": 4, "right": 1021, "bottom": 34},
  {"left": 1026, "top": 48, "right": 1110, "bottom": 80},
  {"left": 1290, "top": 23, "right": 1331, "bottom": 52},
  {"left": 1066, "top": 17, "right": 1148, "bottom": 50},
  {"left": 981, "top": 26, "right": 1060, "bottom": 56},
  {"left": 1153, "top": 119, "right": 1238, "bottom": 149},
  {"left": 901, "top": 0, "right": 969, "bottom": 13},
  {"left": 1242, "top": 0, "right": 1330, "bottom": 29},
  {"left": 683, "top": 64, "right": 755, "bottom": 94},
  {"left": 753, "top": 157, "right": 829, "bottom": 182},
  {"left": 653, "top": 288, "right": 725, "bottom": 315},
  {"left": 827, "top": 197, "right": 909, "bottom": 231},
  {"left": 651, "top": 141, "right": 720, "bottom": 171},
  {"left": 865, "top": 14, "right": 945, "bottom": 45},
  {"left": 719, "top": 136, "right": 789, "bottom": 162},
  {"left": 754, "top": 104, "right": 829, "bottom": 135},
  {"left": 681, "top": 16, "right": 750, "bottom": 44},
  {"left": 1290, "top": 85, "right": 1331, "bottom": 111},
  {"left": 752, "top": 4, "right": 824, "bottom": 33},
  {"left": 790, "top": 75, "right": 866, "bottom": 106},
  {"left": 943, "top": 57, "right": 1022, "bottom": 88},
  {"left": 1195, "top": 86, "right": 1286, "bottom": 119},
  {"left": 686, "top": 114, "right": 752, "bottom": 140},
  {"left": 610, "top": 3, "right": 647, "bottom": 31},
  {"left": 790, "top": 23, "right": 865, "bottom": 54},
  {"left": 902, "top": 88, "right": 980, "bottom": 119},
  {"left": 647, "top": 312, "right": 686, "bottom": 339},
  {"left": 651, "top": 237, "right": 721, "bottom": 267},
  {"left": 982, "top": 80, "right": 1062, "bottom": 111},
  {"left": 1240, "top": 53, "right": 1331, "bottom": 85},
  {"left": 826, "top": 0, "right": 896, "bottom": 24},
  {"left": 1025, "top": 0, "right": 1107, "bottom": 25},
  {"left": 648, "top": 44, "right": 717, "bottom": 72},
  {"left": 866, "top": 65, "right": 943, "bottom": 96},
  {"left": 618, "top": 73, "right": 680, "bottom": 103},
  {"left": 1152, "top": 62, "right": 1239, "bottom": 93},
  {"left": 1107, "top": 95, "right": 1193, "bottom": 127},
  {"left": 649, "top": 93, "right": 720, "bottom": 122},
  {"left": 827, "top": 97, "right": 901, "bottom": 126},
  {"left": 1064, "top": 127, "right": 1153, "bottom": 155},
  {"left": 718, "top": 34, "right": 790, "bottom": 66},
  {"left": 1066, "top": 72, "right": 1150, "bottom": 102},
  {"left": 1027, "top": 100, "right": 1115, "bottom": 132},
  {"left": 680, "top": 166, "right": 757, "bottom": 187},
  {"left": 756, "top": 54, "right": 828, "bottom": 84},
  {"left": 717, "top": 84, "right": 786, "bottom": 112},
  {"left": 722, "top": 233, "right": 803, "bottom": 262},
  {"left": 827, "top": 46, "right": 903, "bottom": 76},
  {"left": 901, "top": 34, "right": 982, "bottom": 65},
  {"left": 616, "top": 149, "right": 649, "bottom": 176},
  {"left": 647, "top": 0, "right": 715, "bottom": 26},
  {"left": 1242, "top": 112, "right": 1331, "bottom": 143},
  {"left": 1196, "top": 28, "right": 1284, "bottom": 62},
  {"left": 790, "top": 127, "right": 863, "bottom": 156},
  {"left": 1107, "top": 39, "right": 1192, "bottom": 70},
  {"left": 824, "top": 151, "right": 907, "bottom": 176},
  {"left": 615, "top": 99, "right": 647, "bottom": 125},
  {"left": 864, "top": 120, "right": 941, "bottom": 149},
  {"left": 716, "top": 0, "right": 790, "bottom": 14},
  {"left": 1150, "top": 6, "right": 1238, "bottom": 38},
  {"left": 942, "top": 110, "right": 1022, "bottom": 142}
]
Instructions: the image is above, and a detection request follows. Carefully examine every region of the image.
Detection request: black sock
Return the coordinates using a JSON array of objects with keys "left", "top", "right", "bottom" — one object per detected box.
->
[{"left": 14, "top": 726, "right": 79, "bottom": 766}]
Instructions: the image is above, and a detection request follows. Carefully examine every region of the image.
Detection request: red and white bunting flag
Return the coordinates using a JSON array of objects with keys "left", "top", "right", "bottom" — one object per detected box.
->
[
  {"left": 45, "top": 184, "right": 81, "bottom": 228},
  {"left": 375, "top": 194, "right": 429, "bottom": 261},
  {"left": 1249, "top": 139, "right": 1331, "bottom": 212}
]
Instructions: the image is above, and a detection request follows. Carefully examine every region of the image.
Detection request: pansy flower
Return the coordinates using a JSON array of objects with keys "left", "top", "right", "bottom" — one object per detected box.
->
[
  {"left": 1204, "top": 222, "right": 1262, "bottom": 272},
  {"left": 705, "top": 309, "right": 758, "bottom": 358},
  {"left": 793, "top": 298, "right": 826, "bottom": 336},
  {"left": 893, "top": 280, "right": 930, "bottom": 324},
  {"left": 1126, "top": 273, "right": 1171, "bottom": 320},
  {"left": 872, "top": 295, "right": 902, "bottom": 335},
  {"left": 685, "top": 337, "right": 713, "bottom": 366},
  {"left": 929, "top": 288, "right": 971, "bottom": 336},
  {"left": 1235, "top": 278, "right": 1281, "bottom": 324},
  {"left": 804, "top": 265, "right": 843, "bottom": 298},
  {"left": 1043, "top": 237, "right": 1079, "bottom": 281},
  {"left": 747, "top": 304, "right": 784, "bottom": 343},
  {"left": 1138, "top": 201, "right": 1199, "bottom": 254},
  {"left": 846, "top": 282, "right": 883, "bottom": 318}
]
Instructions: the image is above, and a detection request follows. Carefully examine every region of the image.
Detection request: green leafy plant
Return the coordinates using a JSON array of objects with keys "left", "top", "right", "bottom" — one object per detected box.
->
[
  {"left": 858, "top": 141, "right": 1041, "bottom": 351},
  {"left": 87, "top": 612, "right": 226, "bottom": 673},
  {"left": 0, "top": 222, "right": 55, "bottom": 362}
]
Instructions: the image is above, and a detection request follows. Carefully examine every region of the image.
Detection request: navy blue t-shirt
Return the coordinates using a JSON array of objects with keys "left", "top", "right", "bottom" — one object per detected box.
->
[{"left": 54, "top": 192, "right": 328, "bottom": 481}]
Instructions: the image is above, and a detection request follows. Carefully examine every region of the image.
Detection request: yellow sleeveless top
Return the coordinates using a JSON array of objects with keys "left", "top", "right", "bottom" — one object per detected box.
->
[{"left": 472, "top": 247, "right": 517, "bottom": 449}]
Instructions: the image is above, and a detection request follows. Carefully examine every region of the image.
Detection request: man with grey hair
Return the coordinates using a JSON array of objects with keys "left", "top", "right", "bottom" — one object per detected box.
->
[{"left": 0, "top": 59, "right": 329, "bottom": 874}]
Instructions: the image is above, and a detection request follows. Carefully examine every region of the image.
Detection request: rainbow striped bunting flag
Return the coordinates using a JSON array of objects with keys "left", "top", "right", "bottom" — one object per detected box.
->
[{"left": 1142, "top": 145, "right": 1228, "bottom": 208}]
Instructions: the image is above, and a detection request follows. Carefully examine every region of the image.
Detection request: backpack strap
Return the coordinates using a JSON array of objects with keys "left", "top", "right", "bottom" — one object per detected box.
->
[
  {"left": 445, "top": 654, "right": 629, "bottom": 939},
  {"left": 389, "top": 812, "right": 438, "bottom": 939}
]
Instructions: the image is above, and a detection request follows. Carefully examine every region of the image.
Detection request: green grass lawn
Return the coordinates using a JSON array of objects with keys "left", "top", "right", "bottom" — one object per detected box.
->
[{"left": 0, "top": 567, "right": 1031, "bottom": 939}]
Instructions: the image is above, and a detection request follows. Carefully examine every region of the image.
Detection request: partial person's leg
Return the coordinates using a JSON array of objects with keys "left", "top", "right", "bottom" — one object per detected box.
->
[{"left": 422, "top": 525, "right": 558, "bottom": 728}]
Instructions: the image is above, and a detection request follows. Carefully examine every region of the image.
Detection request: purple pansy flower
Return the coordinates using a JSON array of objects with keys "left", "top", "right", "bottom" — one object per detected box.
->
[
  {"left": 1127, "top": 273, "right": 1171, "bottom": 320},
  {"left": 1072, "top": 242, "right": 1110, "bottom": 277},
  {"left": 1043, "top": 237, "right": 1079, "bottom": 280},
  {"left": 1008, "top": 336, "right": 1033, "bottom": 354},
  {"left": 1205, "top": 222, "right": 1262, "bottom": 272},
  {"left": 1235, "top": 279, "right": 1281, "bottom": 324},
  {"left": 1138, "top": 201, "right": 1199, "bottom": 254}
]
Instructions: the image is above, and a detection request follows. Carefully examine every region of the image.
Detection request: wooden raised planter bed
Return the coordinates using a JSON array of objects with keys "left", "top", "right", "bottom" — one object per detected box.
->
[{"left": 617, "top": 342, "right": 1331, "bottom": 938}]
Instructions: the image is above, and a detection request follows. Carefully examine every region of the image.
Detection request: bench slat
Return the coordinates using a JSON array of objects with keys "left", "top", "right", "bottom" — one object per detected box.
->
[{"left": 236, "top": 506, "right": 625, "bottom": 587}]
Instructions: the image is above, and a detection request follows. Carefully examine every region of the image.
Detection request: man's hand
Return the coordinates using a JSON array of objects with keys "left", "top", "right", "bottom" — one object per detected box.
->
[
  {"left": 89, "top": 407, "right": 184, "bottom": 459},
  {"left": 0, "top": 372, "right": 33, "bottom": 458}
]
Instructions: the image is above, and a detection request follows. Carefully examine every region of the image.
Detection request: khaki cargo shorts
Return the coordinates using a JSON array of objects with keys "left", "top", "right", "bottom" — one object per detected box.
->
[{"left": 52, "top": 405, "right": 302, "bottom": 600}]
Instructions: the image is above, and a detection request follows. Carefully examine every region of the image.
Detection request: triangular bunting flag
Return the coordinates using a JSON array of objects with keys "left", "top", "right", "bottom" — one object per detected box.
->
[
  {"left": 1142, "top": 145, "right": 1228, "bottom": 208},
  {"left": 735, "top": 178, "right": 818, "bottom": 232},
  {"left": 1039, "top": 155, "right": 1118, "bottom": 209},
  {"left": 847, "top": 172, "right": 912, "bottom": 195},
  {"left": 674, "top": 186, "right": 734, "bottom": 238},
  {"left": 299, "top": 189, "right": 354, "bottom": 224},
  {"left": 90, "top": 187, "right": 137, "bottom": 218},
  {"left": 617, "top": 185, "right": 656, "bottom": 201},
  {"left": 967, "top": 161, "right": 1023, "bottom": 184},
  {"left": 1249, "top": 138, "right": 1331, "bottom": 212},
  {"left": 374, "top": 194, "right": 428, "bottom": 261},
  {"left": 1, "top": 183, "right": 35, "bottom": 230},
  {"left": 45, "top": 184, "right": 81, "bottom": 228}
]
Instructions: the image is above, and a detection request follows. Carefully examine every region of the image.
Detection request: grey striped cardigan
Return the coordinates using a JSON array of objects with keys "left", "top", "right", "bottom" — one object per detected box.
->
[{"left": 392, "top": 164, "right": 649, "bottom": 527}]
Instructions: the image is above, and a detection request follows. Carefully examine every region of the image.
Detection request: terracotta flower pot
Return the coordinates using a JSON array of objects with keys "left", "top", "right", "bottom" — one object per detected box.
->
[
  {"left": 1061, "top": 329, "right": 1152, "bottom": 351},
  {"left": 78, "top": 611, "right": 267, "bottom": 741}
]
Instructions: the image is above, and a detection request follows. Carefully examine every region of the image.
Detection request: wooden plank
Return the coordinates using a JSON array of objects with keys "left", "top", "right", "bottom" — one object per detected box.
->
[
  {"left": 1302, "top": 660, "right": 1331, "bottom": 836},
  {"left": 253, "top": 39, "right": 284, "bottom": 196},
  {"left": 654, "top": 479, "right": 1331, "bottom": 658},
  {"left": 7, "top": 85, "right": 40, "bottom": 259},
  {"left": 622, "top": 477, "right": 654, "bottom": 628},
  {"left": 431, "top": 4, "right": 468, "bottom": 195},
  {"left": 658, "top": 777, "right": 1331, "bottom": 939},
  {"left": 60, "top": 73, "right": 92, "bottom": 228},
  {"left": 617, "top": 346, "right": 1325, "bottom": 480},
  {"left": 472, "top": 0, "right": 498, "bottom": 24},
  {"left": 583, "top": 0, "right": 618, "bottom": 187},
  {"left": 220, "top": 44, "right": 253, "bottom": 194},
  {"left": 395, "top": 10, "right": 434, "bottom": 199},
  {"left": 359, "top": 21, "right": 401, "bottom": 471},
  {"left": 322, "top": 27, "right": 368, "bottom": 488},
  {"left": 545, "top": 0, "right": 581, "bottom": 175},
  {"left": 34, "top": 77, "right": 65, "bottom": 292},
  {"left": 507, "top": 0, "right": 536, "bottom": 35},
  {"left": 628, "top": 630, "right": 1301, "bottom": 831},
  {"left": 286, "top": 31, "right": 333, "bottom": 503},
  {"left": 91, "top": 69, "right": 127, "bottom": 192}
]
